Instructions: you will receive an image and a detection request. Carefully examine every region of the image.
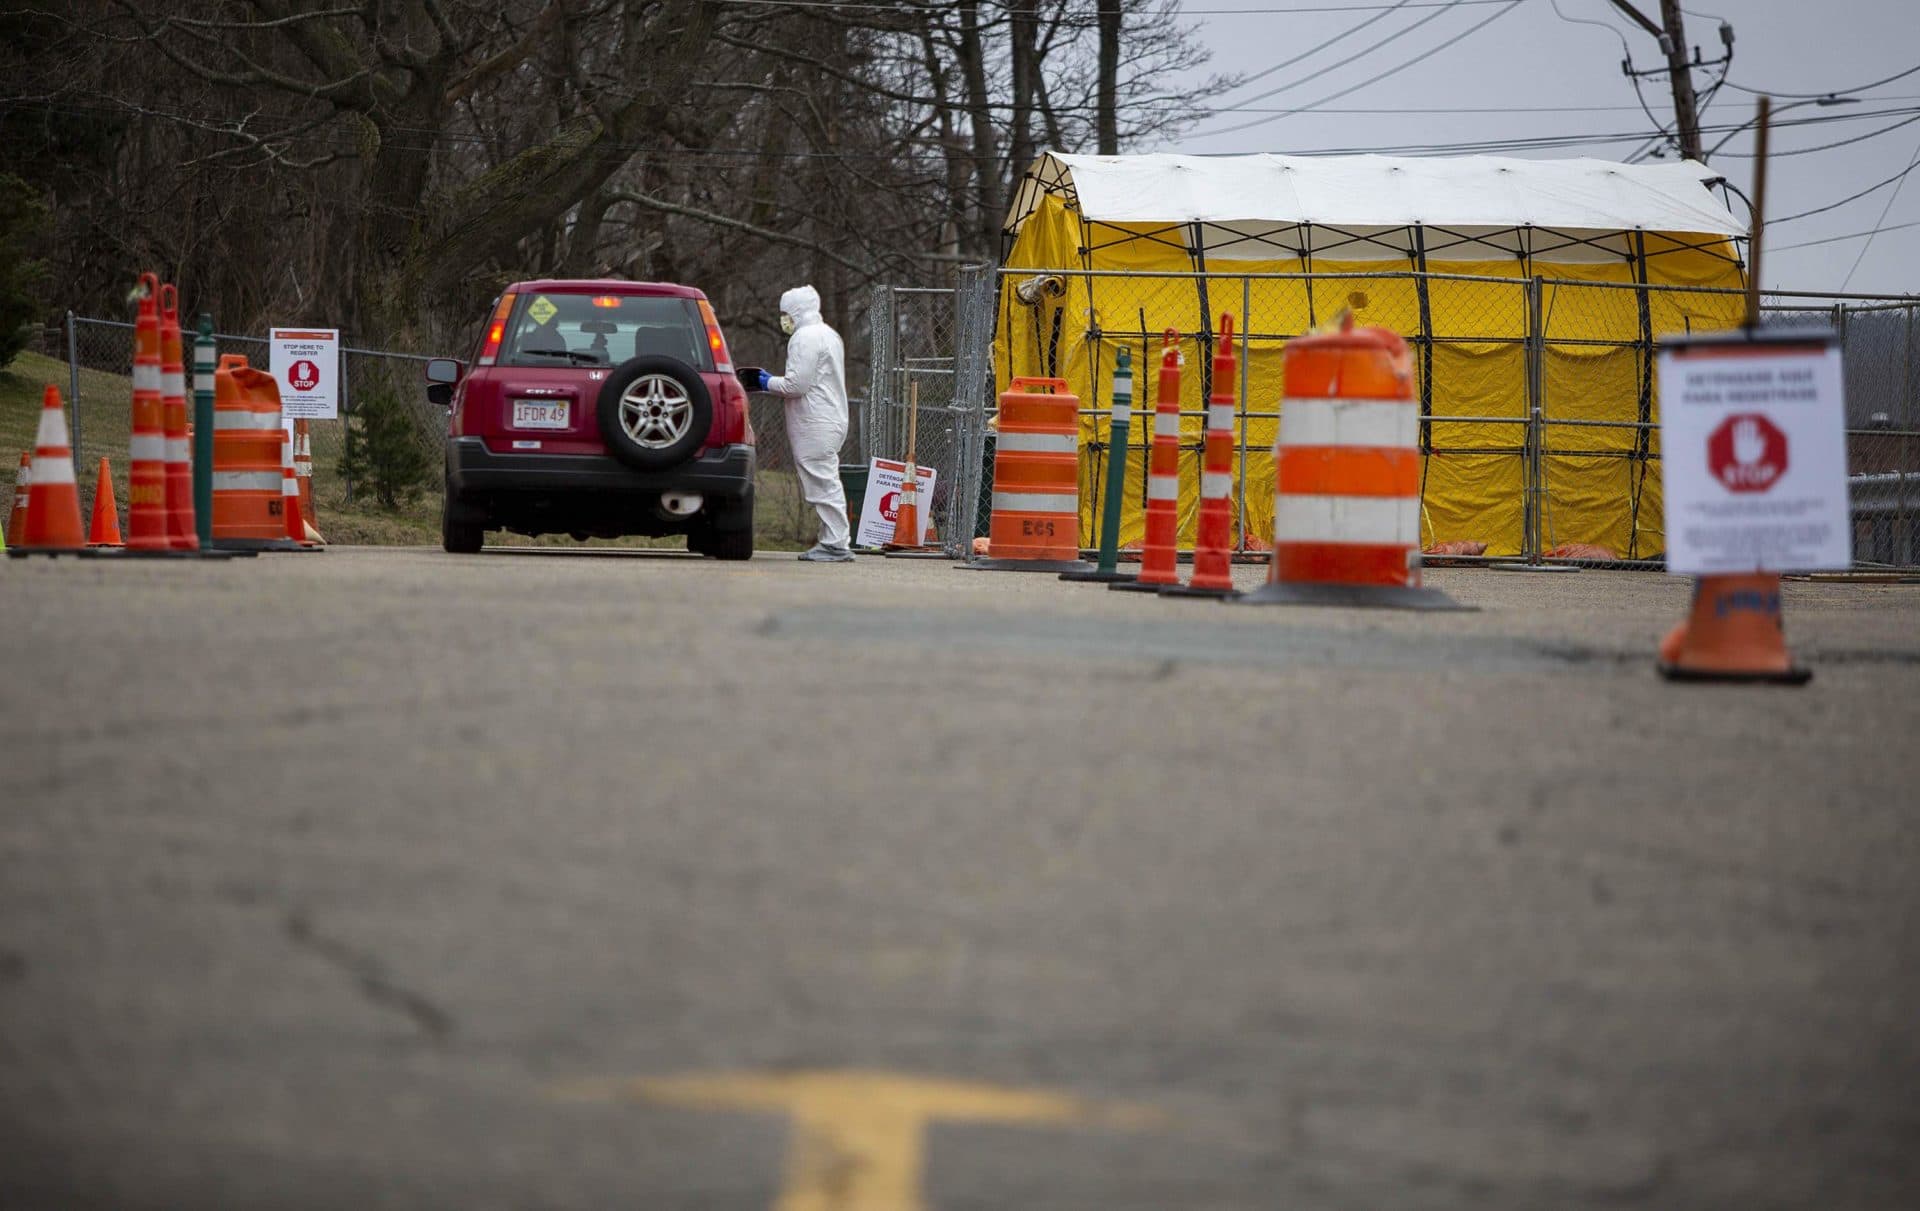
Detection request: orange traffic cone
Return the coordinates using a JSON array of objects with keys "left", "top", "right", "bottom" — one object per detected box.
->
[
  {"left": 279, "top": 427, "right": 310, "bottom": 547},
  {"left": 1657, "top": 574, "right": 1810, "bottom": 684},
  {"left": 1162, "top": 314, "right": 1241, "bottom": 598},
  {"left": 883, "top": 381, "right": 945, "bottom": 559},
  {"left": 158, "top": 284, "right": 199, "bottom": 550},
  {"left": 882, "top": 465, "right": 943, "bottom": 558},
  {"left": 18, "top": 385, "right": 88, "bottom": 551},
  {"left": 294, "top": 419, "right": 325, "bottom": 543},
  {"left": 5, "top": 451, "right": 28, "bottom": 547},
  {"left": 87, "top": 458, "right": 123, "bottom": 547},
  {"left": 126, "top": 273, "right": 171, "bottom": 551}
]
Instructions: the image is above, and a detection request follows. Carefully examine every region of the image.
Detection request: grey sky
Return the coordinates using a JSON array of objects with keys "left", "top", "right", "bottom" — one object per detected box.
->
[{"left": 1161, "top": 0, "right": 1919, "bottom": 297}]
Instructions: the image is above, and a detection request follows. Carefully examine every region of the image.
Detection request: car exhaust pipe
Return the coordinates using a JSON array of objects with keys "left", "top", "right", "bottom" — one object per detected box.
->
[{"left": 660, "top": 492, "right": 704, "bottom": 516}]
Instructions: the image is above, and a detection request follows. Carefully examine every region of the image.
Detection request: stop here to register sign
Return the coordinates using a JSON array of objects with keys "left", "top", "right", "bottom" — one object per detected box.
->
[{"left": 1658, "top": 328, "right": 1850, "bottom": 575}]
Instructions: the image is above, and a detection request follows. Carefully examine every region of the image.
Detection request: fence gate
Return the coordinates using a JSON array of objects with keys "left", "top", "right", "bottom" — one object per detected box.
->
[{"left": 867, "top": 267, "right": 995, "bottom": 556}]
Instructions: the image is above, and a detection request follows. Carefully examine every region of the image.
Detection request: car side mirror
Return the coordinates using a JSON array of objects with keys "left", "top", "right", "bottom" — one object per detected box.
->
[
  {"left": 425, "top": 357, "right": 464, "bottom": 384},
  {"left": 427, "top": 382, "right": 453, "bottom": 407}
]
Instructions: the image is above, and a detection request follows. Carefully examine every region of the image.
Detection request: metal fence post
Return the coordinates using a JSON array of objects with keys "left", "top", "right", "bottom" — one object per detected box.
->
[
  {"left": 339, "top": 348, "right": 353, "bottom": 506},
  {"left": 1237, "top": 274, "right": 1251, "bottom": 553},
  {"left": 867, "top": 284, "right": 893, "bottom": 464},
  {"left": 1525, "top": 276, "right": 1544, "bottom": 562},
  {"left": 65, "top": 311, "right": 81, "bottom": 477},
  {"left": 1896, "top": 303, "right": 1912, "bottom": 568},
  {"left": 949, "top": 265, "right": 995, "bottom": 556}
]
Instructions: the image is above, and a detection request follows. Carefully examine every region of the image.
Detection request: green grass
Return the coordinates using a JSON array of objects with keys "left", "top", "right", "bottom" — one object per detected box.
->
[
  {"left": 2, "top": 350, "right": 136, "bottom": 526},
  {"left": 2, "top": 349, "right": 815, "bottom": 549}
]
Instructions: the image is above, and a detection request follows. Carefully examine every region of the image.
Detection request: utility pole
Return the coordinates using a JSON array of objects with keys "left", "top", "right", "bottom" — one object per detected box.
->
[
  {"left": 1657, "top": 0, "right": 1703, "bottom": 160},
  {"left": 1610, "top": 0, "right": 1730, "bottom": 162}
]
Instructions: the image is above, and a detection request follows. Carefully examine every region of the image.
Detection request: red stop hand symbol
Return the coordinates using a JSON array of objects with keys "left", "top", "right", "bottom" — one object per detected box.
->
[
  {"left": 289, "top": 360, "right": 320, "bottom": 392},
  {"left": 1707, "top": 413, "right": 1787, "bottom": 493},
  {"left": 879, "top": 490, "right": 900, "bottom": 521}
]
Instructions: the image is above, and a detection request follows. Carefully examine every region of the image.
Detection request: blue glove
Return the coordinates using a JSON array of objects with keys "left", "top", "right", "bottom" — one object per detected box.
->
[{"left": 755, "top": 369, "right": 772, "bottom": 391}]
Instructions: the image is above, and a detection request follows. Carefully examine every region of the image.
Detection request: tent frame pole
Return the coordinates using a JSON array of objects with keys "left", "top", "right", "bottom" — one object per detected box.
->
[
  {"left": 1412, "top": 226, "right": 1435, "bottom": 456},
  {"left": 1629, "top": 230, "right": 1655, "bottom": 559}
]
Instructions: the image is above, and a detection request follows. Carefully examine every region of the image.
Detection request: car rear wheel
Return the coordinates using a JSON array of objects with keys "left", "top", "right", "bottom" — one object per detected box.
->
[
  {"left": 442, "top": 488, "right": 484, "bottom": 554},
  {"left": 708, "top": 525, "right": 753, "bottom": 561},
  {"left": 597, "top": 356, "right": 712, "bottom": 471}
]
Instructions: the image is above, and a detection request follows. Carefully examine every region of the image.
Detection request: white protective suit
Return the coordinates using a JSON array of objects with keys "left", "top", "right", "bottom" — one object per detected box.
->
[{"left": 767, "top": 285, "right": 851, "bottom": 551}]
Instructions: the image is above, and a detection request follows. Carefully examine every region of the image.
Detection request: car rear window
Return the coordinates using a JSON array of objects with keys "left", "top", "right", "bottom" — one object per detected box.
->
[{"left": 499, "top": 292, "right": 713, "bottom": 370}]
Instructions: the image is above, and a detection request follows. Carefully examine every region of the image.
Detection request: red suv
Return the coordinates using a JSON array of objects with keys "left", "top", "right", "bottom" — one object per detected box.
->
[{"left": 427, "top": 279, "right": 755, "bottom": 558}]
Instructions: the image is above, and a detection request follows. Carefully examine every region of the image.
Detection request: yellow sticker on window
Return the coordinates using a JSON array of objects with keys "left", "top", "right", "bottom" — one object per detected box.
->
[{"left": 527, "top": 296, "right": 557, "bottom": 325}]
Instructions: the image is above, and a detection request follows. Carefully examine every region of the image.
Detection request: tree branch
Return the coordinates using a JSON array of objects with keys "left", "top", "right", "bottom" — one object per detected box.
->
[{"left": 607, "top": 187, "right": 871, "bottom": 277}]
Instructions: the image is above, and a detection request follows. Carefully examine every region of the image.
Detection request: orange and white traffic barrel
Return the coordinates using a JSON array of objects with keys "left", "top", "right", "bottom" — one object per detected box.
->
[
  {"left": 1242, "top": 314, "right": 1464, "bottom": 610},
  {"left": 1111, "top": 332, "right": 1184, "bottom": 593},
  {"left": 967, "top": 376, "right": 1091, "bottom": 573},
  {"left": 210, "top": 353, "right": 294, "bottom": 548},
  {"left": 1162, "top": 315, "right": 1241, "bottom": 598}
]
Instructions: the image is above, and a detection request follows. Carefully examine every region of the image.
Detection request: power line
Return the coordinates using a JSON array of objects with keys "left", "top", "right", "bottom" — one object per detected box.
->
[
  {"left": 1713, "top": 110, "right": 1920, "bottom": 160},
  {"left": 23, "top": 96, "right": 1920, "bottom": 166},
  {"left": 1721, "top": 61, "right": 1920, "bottom": 101},
  {"left": 1840, "top": 132, "right": 1920, "bottom": 289},
  {"left": 1199, "top": 1, "right": 1539, "bottom": 138},
  {"left": 1198, "top": 0, "right": 1460, "bottom": 117},
  {"left": 1772, "top": 218, "right": 1920, "bottom": 254},
  {"left": 1211, "top": 0, "right": 1414, "bottom": 97},
  {"left": 1773, "top": 158, "right": 1920, "bottom": 226}
]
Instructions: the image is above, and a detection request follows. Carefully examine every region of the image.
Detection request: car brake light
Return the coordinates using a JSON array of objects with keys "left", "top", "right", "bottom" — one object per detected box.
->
[
  {"left": 697, "top": 299, "right": 733, "bottom": 372},
  {"left": 478, "top": 292, "right": 516, "bottom": 366},
  {"left": 591, "top": 295, "right": 620, "bottom": 308}
]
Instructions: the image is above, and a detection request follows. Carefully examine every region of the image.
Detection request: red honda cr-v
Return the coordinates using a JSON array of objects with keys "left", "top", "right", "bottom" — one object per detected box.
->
[{"left": 427, "top": 279, "right": 755, "bottom": 557}]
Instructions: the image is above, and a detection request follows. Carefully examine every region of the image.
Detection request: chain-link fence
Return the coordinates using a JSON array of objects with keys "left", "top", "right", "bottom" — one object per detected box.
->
[
  {"left": 978, "top": 267, "right": 1920, "bottom": 571},
  {"left": 15, "top": 315, "right": 877, "bottom": 551},
  {"left": 745, "top": 390, "right": 869, "bottom": 548},
  {"left": 16, "top": 281, "right": 1914, "bottom": 567},
  {"left": 864, "top": 267, "right": 994, "bottom": 555},
  {"left": 13, "top": 315, "right": 442, "bottom": 541}
]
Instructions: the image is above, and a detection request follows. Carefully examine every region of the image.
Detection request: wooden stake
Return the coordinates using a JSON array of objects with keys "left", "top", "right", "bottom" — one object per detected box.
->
[{"left": 1746, "top": 96, "right": 1770, "bottom": 328}]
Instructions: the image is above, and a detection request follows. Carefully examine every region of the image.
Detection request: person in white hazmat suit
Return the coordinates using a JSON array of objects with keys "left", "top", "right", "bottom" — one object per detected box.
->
[{"left": 752, "top": 285, "right": 853, "bottom": 561}]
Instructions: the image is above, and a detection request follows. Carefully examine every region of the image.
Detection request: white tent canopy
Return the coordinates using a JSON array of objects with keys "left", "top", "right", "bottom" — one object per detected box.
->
[{"left": 1007, "top": 152, "right": 1747, "bottom": 263}]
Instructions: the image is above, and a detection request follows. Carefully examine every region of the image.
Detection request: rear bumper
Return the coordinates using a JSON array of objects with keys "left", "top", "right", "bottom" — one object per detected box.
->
[{"left": 447, "top": 437, "right": 755, "bottom": 499}]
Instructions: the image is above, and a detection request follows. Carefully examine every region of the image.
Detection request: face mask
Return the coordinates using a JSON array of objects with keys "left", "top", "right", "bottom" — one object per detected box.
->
[{"left": 780, "top": 314, "right": 796, "bottom": 335}]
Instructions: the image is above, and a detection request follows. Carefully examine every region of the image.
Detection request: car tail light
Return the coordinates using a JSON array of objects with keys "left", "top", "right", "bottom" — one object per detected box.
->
[
  {"left": 697, "top": 299, "right": 733, "bottom": 372},
  {"left": 590, "top": 295, "right": 620, "bottom": 309},
  {"left": 477, "top": 292, "right": 516, "bottom": 366}
]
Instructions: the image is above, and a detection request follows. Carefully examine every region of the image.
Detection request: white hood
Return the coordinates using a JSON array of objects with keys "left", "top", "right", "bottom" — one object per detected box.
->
[{"left": 779, "top": 285, "right": 822, "bottom": 328}]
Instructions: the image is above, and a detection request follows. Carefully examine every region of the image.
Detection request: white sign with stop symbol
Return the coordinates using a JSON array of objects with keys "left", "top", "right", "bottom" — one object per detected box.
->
[
  {"left": 855, "top": 458, "right": 938, "bottom": 548},
  {"left": 1658, "top": 329, "right": 1850, "bottom": 575},
  {"left": 270, "top": 328, "right": 340, "bottom": 419}
]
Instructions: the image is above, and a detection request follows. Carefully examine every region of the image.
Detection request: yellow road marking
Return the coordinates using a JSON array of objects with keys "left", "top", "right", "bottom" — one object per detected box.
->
[{"left": 549, "top": 1068, "right": 1162, "bottom": 1211}]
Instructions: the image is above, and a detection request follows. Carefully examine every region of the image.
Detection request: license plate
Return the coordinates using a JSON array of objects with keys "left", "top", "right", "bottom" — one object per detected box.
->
[{"left": 512, "top": 398, "right": 570, "bottom": 429}]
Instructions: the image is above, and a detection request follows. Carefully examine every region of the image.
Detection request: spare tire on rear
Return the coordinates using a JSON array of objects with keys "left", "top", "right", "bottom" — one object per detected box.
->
[{"left": 597, "top": 356, "right": 712, "bottom": 471}]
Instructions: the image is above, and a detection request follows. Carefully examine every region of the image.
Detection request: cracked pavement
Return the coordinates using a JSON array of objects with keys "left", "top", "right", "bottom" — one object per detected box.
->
[{"left": 1, "top": 548, "right": 1917, "bottom": 1209}]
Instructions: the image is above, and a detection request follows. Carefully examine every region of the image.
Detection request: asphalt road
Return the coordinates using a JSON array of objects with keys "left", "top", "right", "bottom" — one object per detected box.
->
[{"left": 2, "top": 548, "right": 1917, "bottom": 1210}]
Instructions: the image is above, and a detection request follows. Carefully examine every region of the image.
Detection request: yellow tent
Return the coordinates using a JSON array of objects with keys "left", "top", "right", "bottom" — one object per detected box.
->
[{"left": 998, "top": 152, "right": 1748, "bottom": 559}]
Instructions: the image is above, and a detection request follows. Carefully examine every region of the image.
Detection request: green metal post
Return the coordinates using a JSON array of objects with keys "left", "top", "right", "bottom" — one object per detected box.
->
[
  {"left": 1060, "top": 346, "right": 1136, "bottom": 583},
  {"left": 192, "top": 314, "right": 215, "bottom": 547}
]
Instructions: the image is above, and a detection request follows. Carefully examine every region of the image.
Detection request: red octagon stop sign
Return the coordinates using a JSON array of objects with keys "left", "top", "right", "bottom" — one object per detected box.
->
[
  {"left": 1706, "top": 412, "right": 1788, "bottom": 493},
  {"left": 289, "top": 359, "right": 320, "bottom": 391}
]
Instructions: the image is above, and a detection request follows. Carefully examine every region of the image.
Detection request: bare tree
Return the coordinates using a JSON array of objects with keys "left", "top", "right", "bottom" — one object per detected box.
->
[{"left": 1, "top": 0, "right": 1230, "bottom": 348}]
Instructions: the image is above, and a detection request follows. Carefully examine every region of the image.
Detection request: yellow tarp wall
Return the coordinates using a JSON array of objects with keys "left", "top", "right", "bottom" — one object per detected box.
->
[{"left": 997, "top": 195, "right": 1745, "bottom": 558}]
